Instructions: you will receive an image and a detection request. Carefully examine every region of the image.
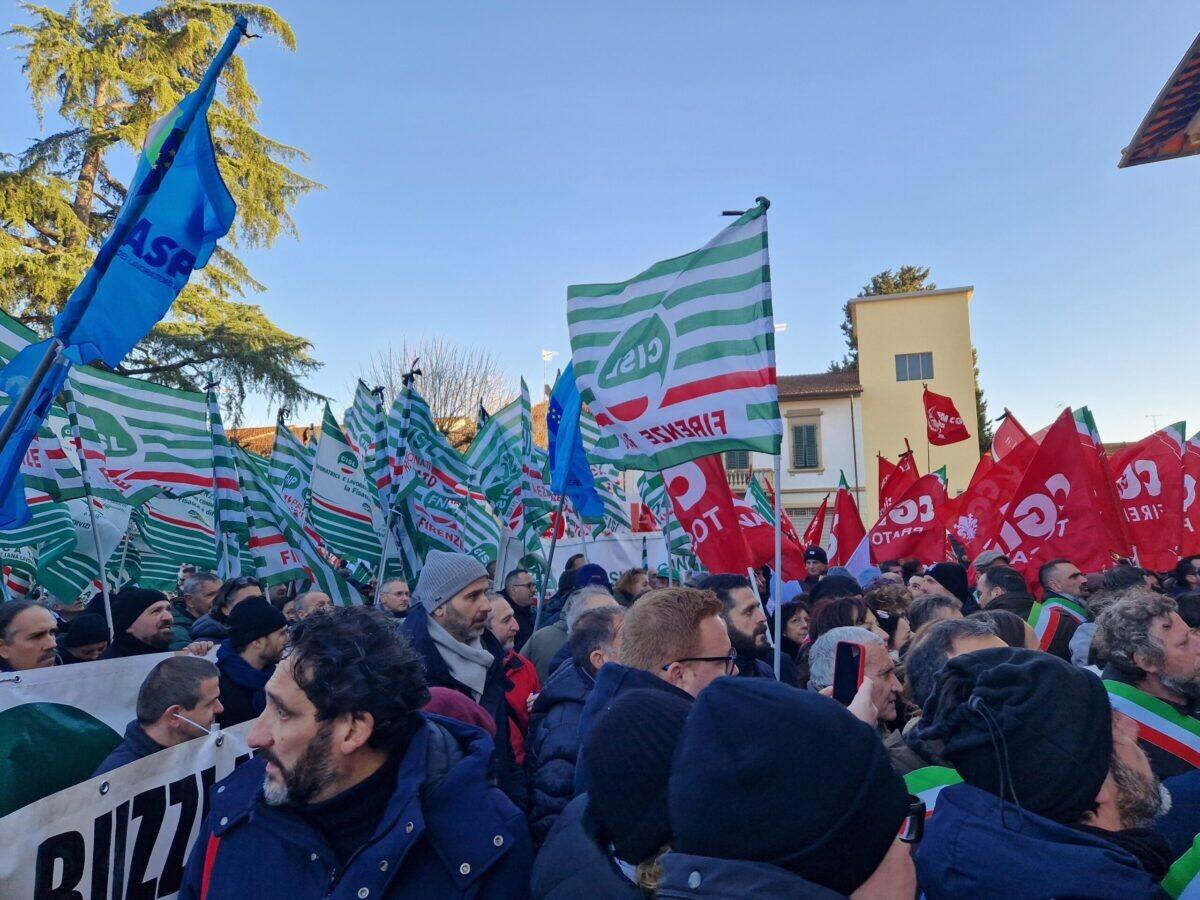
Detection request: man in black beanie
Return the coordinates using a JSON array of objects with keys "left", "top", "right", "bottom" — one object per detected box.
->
[
  {"left": 801, "top": 546, "right": 827, "bottom": 594},
  {"left": 216, "top": 597, "right": 289, "bottom": 727},
  {"left": 102, "top": 588, "right": 212, "bottom": 659},
  {"left": 532, "top": 688, "right": 690, "bottom": 899},
  {"left": 661, "top": 678, "right": 916, "bottom": 897},
  {"left": 914, "top": 647, "right": 1172, "bottom": 898}
]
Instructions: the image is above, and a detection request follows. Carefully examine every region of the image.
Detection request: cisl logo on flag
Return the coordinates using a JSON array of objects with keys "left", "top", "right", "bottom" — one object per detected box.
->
[
  {"left": 596, "top": 314, "right": 671, "bottom": 422},
  {"left": 337, "top": 449, "right": 359, "bottom": 476}
]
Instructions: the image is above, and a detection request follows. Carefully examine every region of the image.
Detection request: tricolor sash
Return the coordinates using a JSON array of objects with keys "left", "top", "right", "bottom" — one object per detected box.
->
[
  {"left": 903, "top": 766, "right": 962, "bottom": 817},
  {"left": 1028, "top": 595, "right": 1086, "bottom": 651},
  {"left": 1164, "top": 833, "right": 1200, "bottom": 898},
  {"left": 1105, "top": 680, "right": 1200, "bottom": 769}
]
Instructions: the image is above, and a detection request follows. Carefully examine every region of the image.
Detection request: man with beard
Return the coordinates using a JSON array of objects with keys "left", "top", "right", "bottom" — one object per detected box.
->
[
  {"left": 914, "top": 648, "right": 1172, "bottom": 897},
  {"left": 180, "top": 606, "right": 532, "bottom": 899},
  {"left": 103, "top": 588, "right": 212, "bottom": 659},
  {"left": 1097, "top": 592, "right": 1200, "bottom": 779},
  {"left": 93, "top": 656, "right": 222, "bottom": 776},
  {"left": 216, "top": 597, "right": 290, "bottom": 727},
  {"left": 402, "top": 550, "right": 523, "bottom": 806},
  {"left": 696, "top": 574, "right": 775, "bottom": 679}
]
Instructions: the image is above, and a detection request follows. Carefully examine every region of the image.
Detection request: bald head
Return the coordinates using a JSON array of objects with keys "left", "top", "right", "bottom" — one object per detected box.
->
[{"left": 294, "top": 591, "right": 332, "bottom": 619}]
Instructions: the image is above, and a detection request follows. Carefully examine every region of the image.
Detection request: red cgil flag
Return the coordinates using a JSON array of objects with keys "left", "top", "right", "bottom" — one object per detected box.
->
[
  {"left": 803, "top": 494, "right": 829, "bottom": 548},
  {"left": 940, "top": 414, "right": 1037, "bottom": 559},
  {"left": 1109, "top": 423, "right": 1186, "bottom": 572},
  {"left": 990, "top": 409, "right": 1114, "bottom": 582},
  {"left": 631, "top": 501, "right": 658, "bottom": 533},
  {"left": 869, "top": 472, "right": 950, "bottom": 564},
  {"left": 828, "top": 473, "right": 866, "bottom": 567},
  {"left": 1183, "top": 432, "right": 1200, "bottom": 556},
  {"left": 736, "top": 495, "right": 808, "bottom": 581},
  {"left": 923, "top": 387, "right": 972, "bottom": 446},
  {"left": 664, "top": 453, "right": 754, "bottom": 575},
  {"left": 880, "top": 445, "right": 919, "bottom": 518},
  {"left": 877, "top": 454, "right": 897, "bottom": 500}
]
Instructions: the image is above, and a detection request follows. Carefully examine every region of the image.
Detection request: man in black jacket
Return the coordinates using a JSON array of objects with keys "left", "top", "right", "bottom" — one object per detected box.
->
[
  {"left": 216, "top": 597, "right": 288, "bottom": 727},
  {"left": 102, "top": 587, "right": 212, "bottom": 660},
  {"left": 402, "top": 549, "right": 524, "bottom": 806},
  {"left": 93, "top": 656, "right": 222, "bottom": 776}
]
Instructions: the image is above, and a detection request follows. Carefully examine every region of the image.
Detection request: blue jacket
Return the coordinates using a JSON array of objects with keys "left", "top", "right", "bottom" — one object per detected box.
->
[
  {"left": 655, "top": 853, "right": 846, "bottom": 899},
  {"left": 179, "top": 714, "right": 533, "bottom": 900},
  {"left": 92, "top": 720, "right": 165, "bottom": 777},
  {"left": 527, "top": 661, "right": 593, "bottom": 843},
  {"left": 531, "top": 794, "right": 641, "bottom": 900},
  {"left": 734, "top": 649, "right": 776, "bottom": 680},
  {"left": 574, "top": 663, "right": 693, "bottom": 795},
  {"left": 916, "top": 783, "right": 1167, "bottom": 899},
  {"left": 402, "top": 605, "right": 525, "bottom": 808}
]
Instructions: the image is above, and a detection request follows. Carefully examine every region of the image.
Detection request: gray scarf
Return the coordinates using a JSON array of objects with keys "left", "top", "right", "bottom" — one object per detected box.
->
[{"left": 427, "top": 616, "right": 494, "bottom": 701}]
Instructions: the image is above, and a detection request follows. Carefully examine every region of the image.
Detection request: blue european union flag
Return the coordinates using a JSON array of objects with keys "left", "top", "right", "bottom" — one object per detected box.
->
[
  {"left": 548, "top": 362, "right": 604, "bottom": 520},
  {"left": 53, "top": 21, "right": 242, "bottom": 368},
  {"left": 0, "top": 342, "right": 71, "bottom": 529}
]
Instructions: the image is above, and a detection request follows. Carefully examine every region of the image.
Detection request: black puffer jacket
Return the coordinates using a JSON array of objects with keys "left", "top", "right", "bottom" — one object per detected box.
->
[
  {"left": 531, "top": 794, "right": 643, "bottom": 900},
  {"left": 526, "top": 660, "right": 594, "bottom": 843}
]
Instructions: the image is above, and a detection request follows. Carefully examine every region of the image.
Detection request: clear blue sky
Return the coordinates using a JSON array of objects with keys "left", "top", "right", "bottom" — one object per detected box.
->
[{"left": 4, "top": 2, "right": 1199, "bottom": 441}]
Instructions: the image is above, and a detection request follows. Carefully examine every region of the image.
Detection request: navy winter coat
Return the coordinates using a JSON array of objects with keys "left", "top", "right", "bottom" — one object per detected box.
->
[
  {"left": 916, "top": 782, "right": 1166, "bottom": 899},
  {"left": 179, "top": 714, "right": 533, "bottom": 900},
  {"left": 402, "top": 605, "right": 525, "bottom": 807},
  {"left": 574, "top": 663, "right": 693, "bottom": 795},
  {"left": 531, "top": 794, "right": 642, "bottom": 900},
  {"left": 91, "top": 720, "right": 165, "bottom": 777},
  {"left": 526, "top": 661, "right": 593, "bottom": 843},
  {"left": 655, "top": 853, "right": 846, "bottom": 899}
]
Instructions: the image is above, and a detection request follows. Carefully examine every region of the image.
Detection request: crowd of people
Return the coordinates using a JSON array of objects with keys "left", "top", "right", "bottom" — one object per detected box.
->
[{"left": 5, "top": 545, "right": 1200, "bottom": 897}]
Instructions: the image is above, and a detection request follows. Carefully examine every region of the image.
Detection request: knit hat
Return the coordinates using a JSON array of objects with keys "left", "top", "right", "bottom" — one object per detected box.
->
[
  {"left": 670, "top": 678, "right": 909, "bottom": 895},
  {"left": 914, "top": 647, "right": 1112, "bottom": 824},
  {"left": 928, "top": 562, "right": 972, "bottom": 605},
  {"left": 62, "top": 613, "right": 110, "bottom": 648},
  {"left": 804, "top": 546, "right": 827, "bottom": 564},
  {"left": 412, "top": 550, "right": 488, "bottom": 611},
  {"left": 973, "top": 549, "right": 1008, "bottom": 571},
  {"left": 572, "top": 563, "right": 612, "bottom": 592},
  {"left": 583, "top": 688, "right": 692, "bottom": 864},
  {"left": 424, "top": 686, "right": 496, "bottom": 737},
  {"left": 111, "top": 587, "right": 170, "bottom": 635},
  {"left": 858, "top": 566, "right": 885, "bottom": 591},
  {"left": 808, "top": 574, "right": 862, "bottom": 602},
  {"left": 227, "top": 597, "right": 287, "bottom": 649}
]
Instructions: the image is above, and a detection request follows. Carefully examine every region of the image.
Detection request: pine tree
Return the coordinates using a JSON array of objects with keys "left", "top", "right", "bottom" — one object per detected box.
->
[{"left": 1, "top": 0, "right": 322, "bottom": 418}]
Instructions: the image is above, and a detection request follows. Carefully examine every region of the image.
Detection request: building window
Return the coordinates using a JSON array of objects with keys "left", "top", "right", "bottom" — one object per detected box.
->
[
  {"left": 790, "top": 423, "right": 820, "bottom": 470},
  {"left": 895, "top": 351, "right": 934, "bottom": 382},
  {"left": 724, "top": 449, "right": 750, "bottom": 470}
]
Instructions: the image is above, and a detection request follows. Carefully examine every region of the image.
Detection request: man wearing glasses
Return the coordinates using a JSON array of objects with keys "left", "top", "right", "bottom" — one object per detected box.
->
[{"left": 501, "top": 567, "right": 538, "bottom": 652}]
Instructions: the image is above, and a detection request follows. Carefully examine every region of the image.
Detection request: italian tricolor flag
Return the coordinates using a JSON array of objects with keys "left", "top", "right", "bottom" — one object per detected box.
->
[
  {"left": 1105, "top": 680, "right": 1200, "bottom": 769},
  {"left": 1027, "top": 596, "right": 1086, "bottom": 651},
  {"left": 902, "top": 765, "right": 963, "bottom": 817},
  {"left": 1164, "top": 833, "right": 1200, "bottom": 898}
]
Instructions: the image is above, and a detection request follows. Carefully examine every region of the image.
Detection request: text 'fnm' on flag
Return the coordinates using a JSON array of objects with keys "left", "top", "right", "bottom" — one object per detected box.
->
[{"left": 0, "top": 18, "right": 247, "bottom": 530}]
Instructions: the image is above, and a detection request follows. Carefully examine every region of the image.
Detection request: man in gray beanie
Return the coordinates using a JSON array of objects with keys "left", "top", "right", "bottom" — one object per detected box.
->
[{"left": 402, "top": 549, "right": 525, "bottom": 807}]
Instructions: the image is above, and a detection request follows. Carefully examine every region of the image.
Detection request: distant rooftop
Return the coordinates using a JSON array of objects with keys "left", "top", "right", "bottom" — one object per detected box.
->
[
  {"left": 777, "top": 370, "right": 862, "bottom": 400},
  {"left": 848, "top": 285, "right": 974, "bottom": 306}
]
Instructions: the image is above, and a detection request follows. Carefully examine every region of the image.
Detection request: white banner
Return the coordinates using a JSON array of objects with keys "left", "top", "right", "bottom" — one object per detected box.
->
[
  {"left": 0, "top": 723, "right": 252, "bottom": 899},
  {"left": 540, "top": 532, "right": 669, "bottom": 591}
]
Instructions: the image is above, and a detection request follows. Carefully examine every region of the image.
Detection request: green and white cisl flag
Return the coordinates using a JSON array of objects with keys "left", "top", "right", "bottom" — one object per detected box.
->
[
  {"left": 208, "top": 389, "right": 248, "bottom": 577},
  {"left": 343, "top": 380, "right": 389, "bottom": 501},
  {"left": 568, "top": 201, "right": 781, "bottom": 471},
  {"left": 459, "top": 488, "right": 501, "bottom": 564},
  {"left": 37, "top": 497, "right": 131, "bottom": 604},
  {"left": 580, "top": 407, "right": 632, "bottom": 533},
  {"left": 136, "top": 491, "right": 218, "bottom": 581},
  {"left": 0, "top": 491, "right": 76, "bottom": 592},
  {"left": 268, "top": 415, "right": 315, "bottom": 524},
  {"left": 66, "top": 366, "right": 213, "bottom": 503},
  {"left": 309, "top": 404, "right": 383, "bottom": 569},
  {"left": 637, "top": 471, "right": 696, "bottom": 565},
  {"left": 0, "top": 399, "right": 84, "bottom": 502}
]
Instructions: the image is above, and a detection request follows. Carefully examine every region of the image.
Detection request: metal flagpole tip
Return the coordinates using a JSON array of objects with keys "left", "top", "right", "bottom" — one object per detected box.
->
[{"left": 755, "top": 196, "right": 771, "bottom": 210}]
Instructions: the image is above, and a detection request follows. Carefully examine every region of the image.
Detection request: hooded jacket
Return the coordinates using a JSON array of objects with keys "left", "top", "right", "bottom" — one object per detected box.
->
[
  {"left": 915, "top": 782, "right": 1167, "bottom": 899},
  {"left": 179, "top": 714, "right": 532, "bottom": 900},
  {"left": 527, "top": 660, "right": 594, "bottom": 843},
  {"left": 531, "top": 794, "right": 642, "bottom": 900},
  {"left": 574, "top": 663, "right": 693, "bottom": 795},
  {"left": 655, "top": 852, "right": 848, "bottom": 899},
  {"left": 402, "top": 605, "right": 524, "bottom": 807}
]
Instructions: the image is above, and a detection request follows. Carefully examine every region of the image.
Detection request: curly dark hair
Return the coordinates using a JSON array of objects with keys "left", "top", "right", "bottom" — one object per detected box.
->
[{"left": 285, "top": 606, "right": 430, "bottom": 750}]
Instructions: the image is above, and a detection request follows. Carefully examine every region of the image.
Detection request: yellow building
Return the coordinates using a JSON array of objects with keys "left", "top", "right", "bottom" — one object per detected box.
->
[
  {"left": 731, "top": 285, "right": 982, "bottom": 538},
  {"left": 853, "top": 285, "right": 980, "bottom": 522}
]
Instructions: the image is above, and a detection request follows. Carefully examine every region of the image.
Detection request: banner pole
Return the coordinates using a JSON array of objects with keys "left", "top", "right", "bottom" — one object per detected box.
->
[
  {"left": 64, "top": 388, "right": 115, "bottom": 639},
  {"left": 114, "top": 521, "right": 133, "bottom": 590},
  {"left": 773, "top": 454, "right": 783, "bottom": 680},
  {"left": 535, "top": 493, "right": 567, "bottom": 632},
  {"left": 373, "top": 505, "right": 397, "bottom": 605}
]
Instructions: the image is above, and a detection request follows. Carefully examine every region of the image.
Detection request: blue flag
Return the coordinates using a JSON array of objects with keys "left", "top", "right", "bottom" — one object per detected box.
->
[
  {"left": 547, "top": 362, "right": 604, "bottom": 519},
  {"left": 0, "top": 342, "right": 71, "bottom": 529},
  {"left": 53, "top": 22, "right": 242, "bottom": 367}
]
